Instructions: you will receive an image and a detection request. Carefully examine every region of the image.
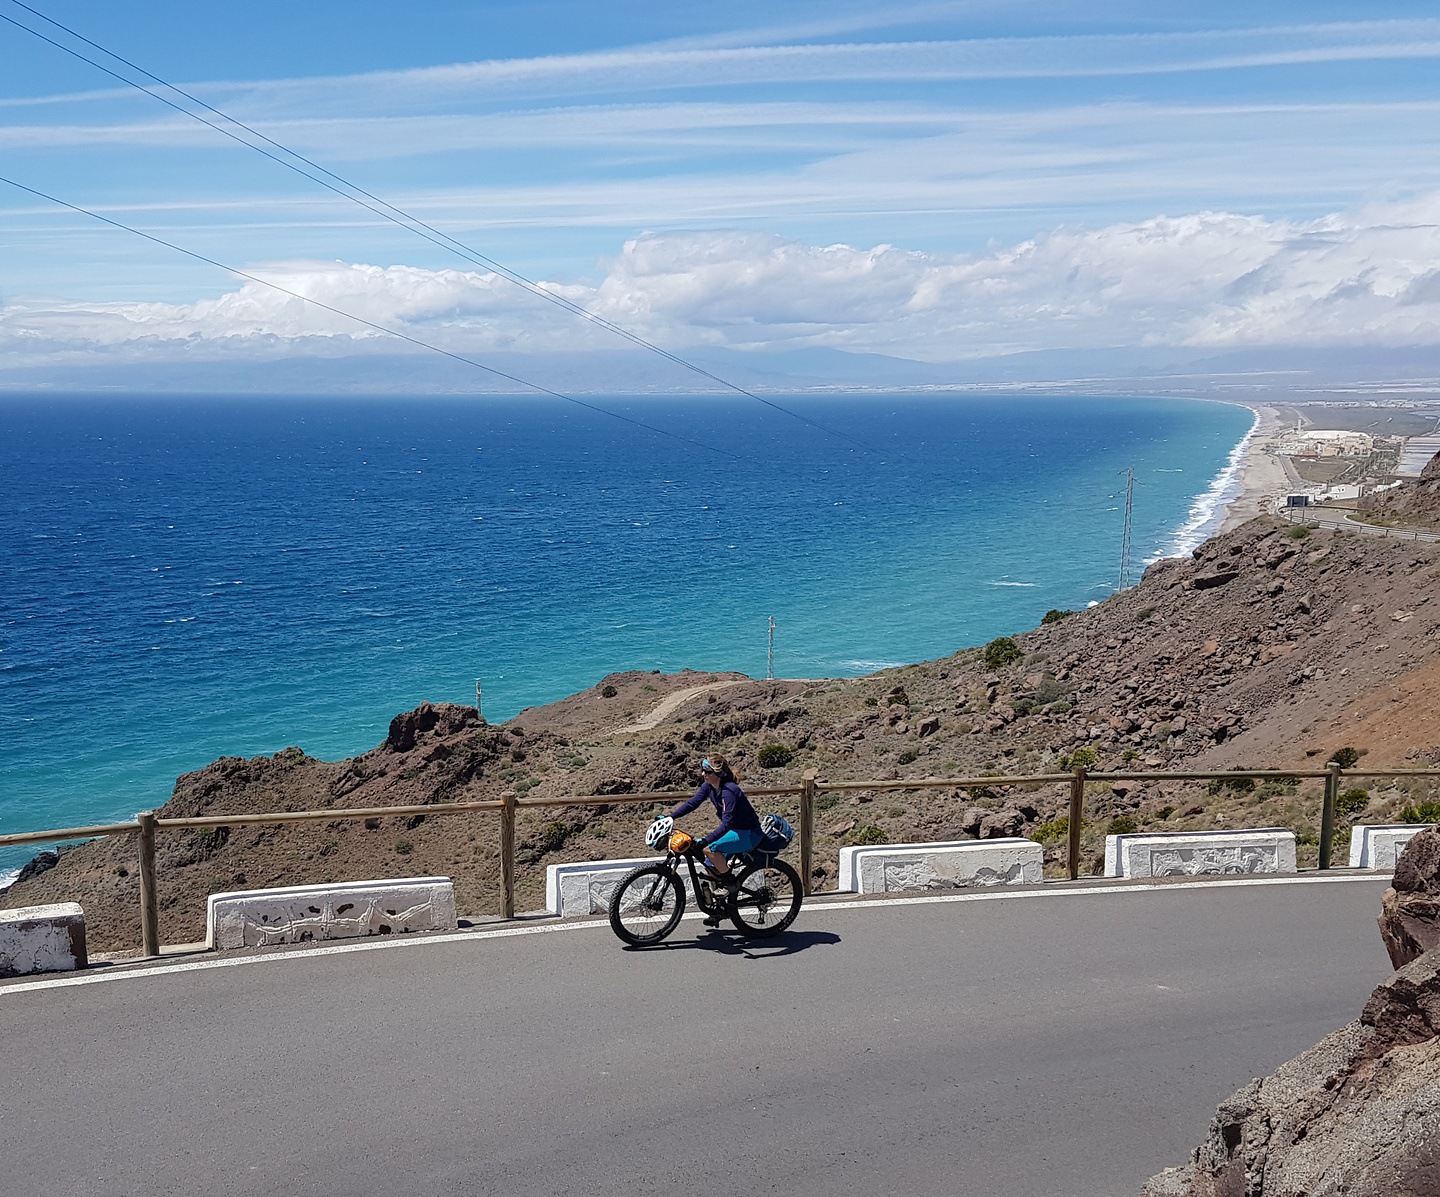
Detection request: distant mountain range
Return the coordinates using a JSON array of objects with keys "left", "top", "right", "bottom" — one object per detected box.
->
[{"left": 5, "top": 342, "right": 1440, "bottom": 397}]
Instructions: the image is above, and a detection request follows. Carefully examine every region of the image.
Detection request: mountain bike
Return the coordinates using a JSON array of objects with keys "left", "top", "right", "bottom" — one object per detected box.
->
[{"left": 608, "top": 819, "right": 803, "bottom": 946}]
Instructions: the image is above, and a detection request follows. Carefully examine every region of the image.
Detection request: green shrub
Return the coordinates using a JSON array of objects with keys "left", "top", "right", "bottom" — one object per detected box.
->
[
  {"left": 1009, "top": 698, "right": 1036, "bottom": 716},
  {"left": 1287, "top": 525, "right": 1311, "bottom": 540},
  {"left": 1047, "top": 701, "right": 1073, "bottom": 715},
  {"left": 1041, "top": 609, "right": 1074, "bottom": 625},
  {"left": 1156, "top": 805, "right": 1176, "bottom": 820},
  {"left": 1208, "top": 775, "right": 1255, "bottom": 795},
  {"left": 601, "top": 684, "right": 618, "bottom": 698},
  {"left": 1031, "top": 816, "right": 1074, "bottom": 843},
  {"left": 850, "top": 824, "right": 887, "bottom": 846},
  {"left": 897, "top": 748, "right": 918, "bottom": 765},
  {"left": 815, "top": 793, "right": 842, "bottom": 812},
  {"left": 642, "top": 684, "right": 656, "bottom": 692},
  {"left": 864, "top": 696, "right": 878, "bottom": 707},
  {"left": 757, "top": 744, "right": 793, "bottom": 769},
  {"left": 885, "top": 688, "right": 909, "bottom": 706},
  {"left": 1335, "top": 787, "right": 1370, "bottom": 816},
  {"left": 1034, "top": 678, "right": 1069, "bottom": 704},
  {"left": 1121, "top": 749, "right": 1138, "bottom": 762},
  {"left": 984, "top": 636, "right": 1023, "bottom": 670},
  {"left": 886, "top": 807, "right": 906, "bottom": 818},
  {"left": 538, "top": 821, "right": 569, "bottom": 854},
  {"left": 1399, "top": 802, "right": 1440, "bottom": 824},
  {"left": 1069, "top": 746, "right": 1099, "bottom": 770},
  {"left": 1330, "top": 746, "right": 1361, "bottom": 769},
  {"left": 395, "top": 840, "right": 414, "bottom": 855},
  {"left": 1106, "top": 816, "right": 1138, "bottom": 836}
]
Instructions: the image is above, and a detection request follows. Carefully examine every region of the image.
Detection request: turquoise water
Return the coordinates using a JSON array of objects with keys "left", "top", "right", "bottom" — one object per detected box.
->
[{"left": 0, "top": 392, "right": 1253, "bottom": 876}]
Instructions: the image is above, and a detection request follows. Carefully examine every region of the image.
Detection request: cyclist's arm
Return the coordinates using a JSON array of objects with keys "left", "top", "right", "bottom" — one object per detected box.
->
[{"left": 670, "top": 784, "right": 711, "bottom": 821}]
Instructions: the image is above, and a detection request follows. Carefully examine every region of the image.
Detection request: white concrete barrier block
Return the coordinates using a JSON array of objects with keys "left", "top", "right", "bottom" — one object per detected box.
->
[
  {"left": 0, "top": 902, "right": 87, "bottom": 977},
  {"left": 837, "top": 839, "right": 1043, "bottom": 894},
  {"left": 546, "top": 857, "right": 720, "bottom": 917},
  {"left": 1104, "top": 829, "right": 1296, "bottom": 879},
  {"left": 206, "top": 877, "right": 455, "bottom": 950},
  {"left": 1348, "top": 824, "right": 1435, "bottom": 870}
]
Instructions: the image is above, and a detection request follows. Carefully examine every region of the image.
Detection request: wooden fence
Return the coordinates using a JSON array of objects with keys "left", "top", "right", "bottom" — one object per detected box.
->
[{"left": 5, "top": 764, "right": 1440, "bottom": 957}]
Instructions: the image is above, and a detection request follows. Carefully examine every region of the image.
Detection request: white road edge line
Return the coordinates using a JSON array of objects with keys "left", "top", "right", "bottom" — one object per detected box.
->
[{"left": 0, "top": 871, "right": 1390, "bottom": 997}]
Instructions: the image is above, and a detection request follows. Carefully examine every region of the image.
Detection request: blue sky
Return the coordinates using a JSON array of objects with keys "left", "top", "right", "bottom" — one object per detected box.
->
[{"left": 3, "top": 1, "right": 1440, "bottom": 381}]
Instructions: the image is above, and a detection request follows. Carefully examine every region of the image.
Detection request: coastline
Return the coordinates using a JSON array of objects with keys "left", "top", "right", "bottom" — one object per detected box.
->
[{"left": 1217, "top": 402, "right": 1290, "bottom": 535}]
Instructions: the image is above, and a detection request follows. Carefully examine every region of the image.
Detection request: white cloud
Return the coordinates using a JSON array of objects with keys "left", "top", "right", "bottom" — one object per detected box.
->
[{"left": 6, "top": 193, "right": 1440, "bottom": 370}]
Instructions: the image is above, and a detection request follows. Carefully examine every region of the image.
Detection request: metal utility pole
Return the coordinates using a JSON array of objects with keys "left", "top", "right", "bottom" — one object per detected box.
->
[
  {"left": 475, "top": 677, "right": 483, "bottom": 718},
  {"left": 767, "top": 615, "right": 775, "bottom": 680},
  {"left": 1118, "top": 468, "right": 1138, "bottom": 591}
]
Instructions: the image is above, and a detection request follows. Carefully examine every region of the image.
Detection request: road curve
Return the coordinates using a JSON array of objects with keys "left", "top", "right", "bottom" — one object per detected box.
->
[{"left": 0, "top": 876, "right": 1393, "bottom": 1197}]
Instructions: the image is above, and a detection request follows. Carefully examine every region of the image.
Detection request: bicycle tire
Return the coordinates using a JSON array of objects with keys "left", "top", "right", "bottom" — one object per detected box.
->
[
  {"left": 608, "top": 863, "right": 686, "bottom": 946},
  {"left": 729, "top": 858, "right": 802, "bottom": 937}
]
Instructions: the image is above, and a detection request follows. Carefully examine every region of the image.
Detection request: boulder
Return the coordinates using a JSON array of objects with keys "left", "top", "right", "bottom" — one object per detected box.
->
[
  {"left": 1379, "top": 827, "right": 1440, "bottom": 970},
  {"left": 979, "top": 809, "right": 1025, "bottom": 839},
  {"left": 1192, "top": 570, "right": 1240, "bottom": 590}
]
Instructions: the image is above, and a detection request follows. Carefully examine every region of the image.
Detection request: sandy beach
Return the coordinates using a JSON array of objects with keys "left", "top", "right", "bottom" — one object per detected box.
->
[{"left": 1218, "top": 402, "right": 1292, "bottom": 534}]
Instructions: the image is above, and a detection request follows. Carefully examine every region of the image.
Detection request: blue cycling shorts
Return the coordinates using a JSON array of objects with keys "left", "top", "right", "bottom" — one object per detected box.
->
[{"left": 707, "top": 829, "right": 762, "bottom": 854}]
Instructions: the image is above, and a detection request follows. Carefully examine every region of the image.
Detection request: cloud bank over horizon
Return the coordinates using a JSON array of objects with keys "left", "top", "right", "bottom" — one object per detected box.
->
[{"left": 6, "top": 190, "right": 1440, "bottom": 382}]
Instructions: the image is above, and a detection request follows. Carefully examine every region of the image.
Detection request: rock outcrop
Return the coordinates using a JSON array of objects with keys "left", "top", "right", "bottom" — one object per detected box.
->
[{"left": 1380, "top": 827, "right": 1440, "bottom": 970}]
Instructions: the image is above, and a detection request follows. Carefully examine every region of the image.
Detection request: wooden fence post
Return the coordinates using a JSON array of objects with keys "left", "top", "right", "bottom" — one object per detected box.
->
[
  {"left": 499, "top": 791, "right": 517, "bottom": 919},
  {"left": 1067, "top": 768, "right": 1087, "bottom": 881},
  {"left": 800, "top": 770, "right": 817, "bottom": 896},
  {"left": 1319, "top": 762, "right": 1341, "bottom": 870},
  {"left": 137, "top": 810, "right": 160, "bottom": 957}
]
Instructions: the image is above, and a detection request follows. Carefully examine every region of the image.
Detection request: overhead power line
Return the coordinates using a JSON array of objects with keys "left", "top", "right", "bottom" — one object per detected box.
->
[
  {"left": 0, "top": 173, "right": 742, "bottom": 459},
  {"left": 2, "top": 0, "right": 877, "bottom": 458}
]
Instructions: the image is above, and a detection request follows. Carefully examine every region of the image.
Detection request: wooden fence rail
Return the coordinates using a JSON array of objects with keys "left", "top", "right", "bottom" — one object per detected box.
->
[{"left": 5, "top": 765, "right": 1440, "bottom": 956}]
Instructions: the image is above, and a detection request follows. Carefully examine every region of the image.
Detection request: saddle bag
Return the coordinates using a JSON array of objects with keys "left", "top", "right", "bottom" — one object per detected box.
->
[{"left": 756, "top": 813, "right": 794, "bottom": 858}]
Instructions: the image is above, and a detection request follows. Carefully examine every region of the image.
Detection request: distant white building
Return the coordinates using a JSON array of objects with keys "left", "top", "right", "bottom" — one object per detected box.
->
[{"left": 1274, "top": 429, "right": 1374, "bottom": 458}]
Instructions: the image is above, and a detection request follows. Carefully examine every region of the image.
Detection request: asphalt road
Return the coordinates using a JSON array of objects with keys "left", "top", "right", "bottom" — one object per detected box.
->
[{"left": 0, "top": 876, "right": 1394, "bottom": 1197}]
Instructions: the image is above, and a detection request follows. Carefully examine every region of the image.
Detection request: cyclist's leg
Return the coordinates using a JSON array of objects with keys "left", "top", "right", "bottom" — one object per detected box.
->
[{"left": 703, "top": 829, "right": 762, "bottom": 878}]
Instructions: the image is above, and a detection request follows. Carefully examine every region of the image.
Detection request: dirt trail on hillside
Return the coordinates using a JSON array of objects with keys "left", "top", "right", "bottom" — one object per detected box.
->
[{"left": 606, "top": 679, "right": 750, "bottom": 735}]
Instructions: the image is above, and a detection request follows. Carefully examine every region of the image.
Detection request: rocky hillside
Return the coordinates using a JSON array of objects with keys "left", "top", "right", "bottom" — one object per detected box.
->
[
  {"left": 7, "top": 515, "right": 1440, "bottom": 952},
  {"left": 1359, "top": 448, "right": 1440, "bottom": 529}
]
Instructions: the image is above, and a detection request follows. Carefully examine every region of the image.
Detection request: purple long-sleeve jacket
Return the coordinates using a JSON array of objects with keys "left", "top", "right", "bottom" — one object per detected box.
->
[{"left": 672, "top": 780, "right": 762, "bottom": 847}]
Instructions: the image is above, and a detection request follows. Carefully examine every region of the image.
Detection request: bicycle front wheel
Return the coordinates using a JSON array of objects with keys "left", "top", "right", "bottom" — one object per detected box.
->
[
  {"left": 608, "top": 864, "right": 686, "bottom": 946},
  {"left": 729, "top": 859, "right": 802, "bottom": 937}
]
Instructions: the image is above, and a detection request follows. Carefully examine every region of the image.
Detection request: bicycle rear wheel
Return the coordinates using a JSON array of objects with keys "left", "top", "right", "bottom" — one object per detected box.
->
[
  {"left": 608, "top": 864, "right": 685, "bottom": 946},
  {"left": 729, "top": 859, "right": 802, "bottom": 937}
]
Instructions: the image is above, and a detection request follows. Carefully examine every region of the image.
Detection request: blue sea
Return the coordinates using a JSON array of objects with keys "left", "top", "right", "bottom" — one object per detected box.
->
[{"left": 0, "top": 392, "right": 1253, "bottom": 879}]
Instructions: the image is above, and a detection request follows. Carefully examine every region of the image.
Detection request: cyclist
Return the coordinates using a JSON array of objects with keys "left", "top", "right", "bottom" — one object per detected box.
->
[{"left": 669, "top": 754, "right": 763, "bottom": 898}]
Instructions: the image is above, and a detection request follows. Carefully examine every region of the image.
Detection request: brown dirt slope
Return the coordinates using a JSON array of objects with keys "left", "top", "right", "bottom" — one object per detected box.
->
[{"left": 7, "top": 516, "right": 1440, "bottom": 951}]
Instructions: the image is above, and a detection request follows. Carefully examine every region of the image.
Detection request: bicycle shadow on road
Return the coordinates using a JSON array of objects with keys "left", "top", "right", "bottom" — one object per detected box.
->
[{"left": 622, "top": 928, "right": 841, "bottom": 959}]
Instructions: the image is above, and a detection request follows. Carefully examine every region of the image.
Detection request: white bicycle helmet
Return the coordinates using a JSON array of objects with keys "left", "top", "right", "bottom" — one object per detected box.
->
[{"left": 645, "top": 815, "right": 675, "bottom": 849}]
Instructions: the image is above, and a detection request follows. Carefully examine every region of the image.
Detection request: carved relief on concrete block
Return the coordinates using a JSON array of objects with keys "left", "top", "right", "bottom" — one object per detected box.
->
[
  {"left": 1105, "top": 829, "right": 1297, "bottom": 879},
  {"left": 207, "top": 878, "right": 455, "bottom": 950},
  {"left": 841, "top": 839, "right": 1043, "bottom": 894},
  {"left": 1145, "top": 844, "right": 1279, "bottom": 877}
]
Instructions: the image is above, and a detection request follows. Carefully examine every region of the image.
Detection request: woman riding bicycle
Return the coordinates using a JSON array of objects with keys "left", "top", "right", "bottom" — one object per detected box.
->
[{"left": 670, "top": 754, "right": 762, "bottom": 891}]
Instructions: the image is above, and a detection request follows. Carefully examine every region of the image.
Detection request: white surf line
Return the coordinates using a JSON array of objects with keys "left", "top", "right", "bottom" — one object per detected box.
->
[{"left": 0, "top": 871, "right": 1390, "bottom": 998}]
